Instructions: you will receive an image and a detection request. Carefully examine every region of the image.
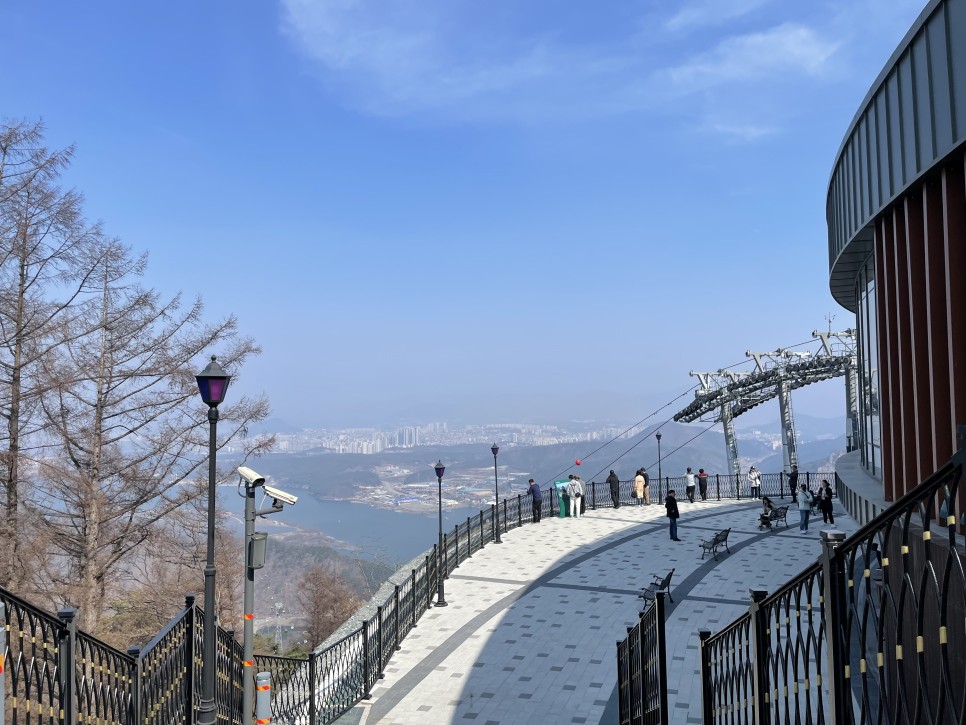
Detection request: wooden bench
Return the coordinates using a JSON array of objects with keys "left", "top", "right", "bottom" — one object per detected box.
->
[
  {"left": 639, "top": 568, "right": 674, "bottom": 604},
  {"left": 699, "top": 528, "right": 731, "bottom": 560},
  {"left": 760, "top": 506, "right": 789, "bottom": 529}
]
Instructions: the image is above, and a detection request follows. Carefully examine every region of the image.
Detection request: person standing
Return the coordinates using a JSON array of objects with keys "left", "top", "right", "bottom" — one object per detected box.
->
[
  {"left": 528, "top": 479, "right": 542, "bottom": 523},
  {"left": 697, "top": 469, "right": 709, "bottom": 501},
  {"left": 574, "top": 476, "right": 586, "bottom": 516},
  {"left": 665, "top": 490, "right": 681, "bottom": 541},
  {"left": 748, "top": 466, "right": 762, "bottom": 499},
  {"left": 787, "top": 465, "right": 800, "bottom": 498},
  {"left": 632, "top": 469, "right": 644, "bottom": 506},
  {"left": 685, "top": 468, "right": 696, "bottom": 503},
  {"left": 642, "top": 468, "right": 651, "bottom": 505},
  {"left": 796, "top": 483, "right": 812, "bottom": 533},
  {"left": 566, "top": 476, "right": 580, "bottom": 518},
  {"left": 818, "top": 479, "right": 835, "bottom": 525},
  {"left": 607, "top": 470, "right": 621, "bottom": 508}
]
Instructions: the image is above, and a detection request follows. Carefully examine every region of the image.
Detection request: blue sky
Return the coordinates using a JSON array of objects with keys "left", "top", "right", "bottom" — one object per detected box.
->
[{"left": 4, "top": 0, "right": 927, "bottom": 427}]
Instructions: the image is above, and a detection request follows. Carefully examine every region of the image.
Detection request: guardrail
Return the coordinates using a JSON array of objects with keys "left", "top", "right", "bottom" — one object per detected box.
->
[
  {"left": 1, "top": 469, "right": 821, "bottom": 724},
  {"left": 616, "top": 591, "right": 669, "bottom": 725},
  {"left": 697, "top": 451, "right": 965, "bottom": 723}
]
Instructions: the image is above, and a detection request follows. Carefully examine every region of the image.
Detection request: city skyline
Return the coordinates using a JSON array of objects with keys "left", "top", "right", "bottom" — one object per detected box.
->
[{"left": 4, "top": 0, "right": 926, "bottom": 427}]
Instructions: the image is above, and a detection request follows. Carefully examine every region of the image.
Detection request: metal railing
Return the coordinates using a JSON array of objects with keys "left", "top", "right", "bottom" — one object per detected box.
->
[
  {"left": 697, "top": 450, "right": 965, "bottom": 723},
  {"left": 1, "top": 469, "right": 821, "bottom": 724},
  {"left": 617, "top": 591, "right": 669, "bottom": 725}
]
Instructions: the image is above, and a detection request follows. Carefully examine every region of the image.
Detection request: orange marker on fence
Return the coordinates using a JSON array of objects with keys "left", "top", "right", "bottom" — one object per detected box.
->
[{"left": 255, "top": 671, "right": 272, "bottom": 724}]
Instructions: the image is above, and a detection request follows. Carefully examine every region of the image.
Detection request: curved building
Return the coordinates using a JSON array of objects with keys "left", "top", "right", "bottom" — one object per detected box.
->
[{"left": 828, "top": 0, "right": 966, "bottom": 521}]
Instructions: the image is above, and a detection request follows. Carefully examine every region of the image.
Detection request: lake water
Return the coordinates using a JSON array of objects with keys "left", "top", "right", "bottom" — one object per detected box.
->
[{"left": 218, "top": 486, "right": 488, "bottom": 565}]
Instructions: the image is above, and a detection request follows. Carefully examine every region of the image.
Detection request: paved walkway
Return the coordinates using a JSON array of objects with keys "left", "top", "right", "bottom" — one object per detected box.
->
[{"left": 344, "top": 497, "right": 858, "bottom": 724}]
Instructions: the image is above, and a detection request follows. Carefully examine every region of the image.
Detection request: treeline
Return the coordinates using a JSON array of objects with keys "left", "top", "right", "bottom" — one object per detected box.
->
[{"left": 0, "top": 120, "right": 273, "bottom": 644}]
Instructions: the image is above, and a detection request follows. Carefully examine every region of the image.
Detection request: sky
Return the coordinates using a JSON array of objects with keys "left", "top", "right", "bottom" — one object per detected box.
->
[{"left": 4, "top": 0, "right": 928, "bottom": 428}]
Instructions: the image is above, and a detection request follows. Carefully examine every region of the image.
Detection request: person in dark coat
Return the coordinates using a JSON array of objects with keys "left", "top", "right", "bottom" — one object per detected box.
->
[
  {"left": 528, "top": 479, "right": 542, "bottom": 523},
  {"left": 697, "top": 468, "right": 709, "bottom": 501},
  {"left": 607, "top": 470, "right": 621, "bottom": 508},
  {"left": 665, "top": 490, "right": 681, "bottom": 541},
  {"left": 787, "top": 465, "right": 799, "bottom": 497},
  {"left": 818, "top": 479, "right": 835, "bottom": 525}
]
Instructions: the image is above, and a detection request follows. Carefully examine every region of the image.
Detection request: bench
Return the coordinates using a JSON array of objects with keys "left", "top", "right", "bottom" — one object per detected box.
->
[
  {"left": 760, "top": 506, "right": 789, "bottom": 529},
  {"left": 638, "top": 568, "right": 674, "bottom": 604},
  {"left": 699, "top": 528, "right": 731, "bottom": 560}
]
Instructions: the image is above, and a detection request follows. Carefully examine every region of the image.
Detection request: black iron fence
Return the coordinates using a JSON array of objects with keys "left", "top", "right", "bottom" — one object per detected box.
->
[
  {"left": 617, "top": 591, "right": 669, "bottom": 725},
  {"left": 2, "top": 469, "right": 823, "bottom": 724},
  {"left": 697, "top": 450, "right": 966, "bottom": 723}
]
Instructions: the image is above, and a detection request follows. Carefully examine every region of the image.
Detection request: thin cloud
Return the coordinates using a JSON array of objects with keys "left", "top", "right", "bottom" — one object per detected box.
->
[
  {"left": 665, "top": 0, "right": 772, "bottom": 32},
  {"left": 279, "top": 0, "right": 845, "bottom": 135}
]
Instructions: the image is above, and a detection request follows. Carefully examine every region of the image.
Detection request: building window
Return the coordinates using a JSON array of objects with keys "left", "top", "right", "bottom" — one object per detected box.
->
[{"left": 856, "top": 254, "right": 880, "bottom": 478}]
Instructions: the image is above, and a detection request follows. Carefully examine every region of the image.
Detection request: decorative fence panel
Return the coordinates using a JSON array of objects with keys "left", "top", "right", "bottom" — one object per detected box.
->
[
  {"left": 616, "top": 591, "right": 668, "bottom": 725},
  {"left": 698, "top": 451, "right": 965, "bottom": 724}
]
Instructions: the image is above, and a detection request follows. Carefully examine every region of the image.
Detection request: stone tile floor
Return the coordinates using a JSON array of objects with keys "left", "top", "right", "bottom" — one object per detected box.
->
[{"left": 341, "top": 498, "right": 857, "bottom": 725}]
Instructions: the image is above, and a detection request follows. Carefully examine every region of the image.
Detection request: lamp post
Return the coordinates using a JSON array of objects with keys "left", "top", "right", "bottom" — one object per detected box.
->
[
  {"left": 656, "top": 431, "right": 663, "bottom": 500},
  {"left": 434, "top": 460, "right": 447, "bottom": 606},
  {"left": 195, "top": 356, "right": 231, "bottom": 725},
  {"left": 491, "top": 444, "right": 502, "bottom": 543}
]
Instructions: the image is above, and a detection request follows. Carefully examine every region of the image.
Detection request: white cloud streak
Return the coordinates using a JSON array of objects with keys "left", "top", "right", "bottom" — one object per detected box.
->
[{"left": 278, "top": 0, "right": 847, "bottom": 135}]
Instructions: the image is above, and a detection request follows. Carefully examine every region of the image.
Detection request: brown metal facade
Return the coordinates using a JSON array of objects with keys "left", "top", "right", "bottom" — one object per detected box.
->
[{"left": 829, "top": 0, "right": 966, "bottom": 500}]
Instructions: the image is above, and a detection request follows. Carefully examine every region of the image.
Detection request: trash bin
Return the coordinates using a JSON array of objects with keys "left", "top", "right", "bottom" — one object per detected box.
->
[{"left": 554, "top": 480, "right": 571, "bottom": 518}]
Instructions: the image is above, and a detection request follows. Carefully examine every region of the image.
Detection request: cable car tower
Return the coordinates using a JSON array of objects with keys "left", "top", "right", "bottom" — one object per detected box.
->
[{"left": 673, "top": 329, "right": 857, "bottom": 477}]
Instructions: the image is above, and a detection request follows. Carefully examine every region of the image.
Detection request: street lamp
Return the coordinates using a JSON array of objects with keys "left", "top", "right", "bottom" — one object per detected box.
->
[
  {"left": 195, "top": 356, "right": 231, "bottom": 725},
  {"left": 434, "top": 460, "right": 447, "bottom": 607},
  {"left": 656, "top": 431, "right": 663, "bottom": 501},
  {"left": 491, "top": 444, "right": 502, "bottom": 544}
]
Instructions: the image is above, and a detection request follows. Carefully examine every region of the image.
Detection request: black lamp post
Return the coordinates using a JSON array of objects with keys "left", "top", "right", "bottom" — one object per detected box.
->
[
  {"left": 195, "top": 356, "right": 231, "bottom": 725},
  {"left": 656, "top": 431, "right": 663, "bottom": 501},
  {"left": 491, "top": 443, "right": 502, "bottom": 543},
  {"left": 434, "top": 460, "right": 447, "bottom": 607}
]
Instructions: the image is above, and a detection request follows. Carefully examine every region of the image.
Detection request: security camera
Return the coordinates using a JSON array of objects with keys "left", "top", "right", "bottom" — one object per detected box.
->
[
  {"left": 263, "top": 485, "right": 298, "bottom": 506},
  {"left": 237, "top": 467, "right": 266, "bottom": 486}
]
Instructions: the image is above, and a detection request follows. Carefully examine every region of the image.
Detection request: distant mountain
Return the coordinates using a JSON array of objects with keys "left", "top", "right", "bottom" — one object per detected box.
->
[
  {"left": 247, "top": 417, "right": 303, "bottom": 435},
  {"left": 737, "top": 413, "right": 846, "bottom": 440}
]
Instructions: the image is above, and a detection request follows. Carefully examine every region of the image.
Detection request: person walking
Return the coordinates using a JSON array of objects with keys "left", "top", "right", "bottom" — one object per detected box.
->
[
  {"left": 642, "top": 467, "right": 651, "bottom": 504},
  {"left": 607, "top": 470, "right": 621, "bottom": 508},
  {"left": 747, "top": 466, "right": 762, "bottom": 499},
  {"left": 797, "top": 483, "right": 812, "bottom": 533},
  {"left": 685, "top": 468, "right": 696, "bottom": 503},
  {"left": 633, "top": 469, "right": 645, "bottom": 506},
  {"left": 528, "top": 478, "right": 542, "bottom": 523},
  {"left": 818, "top": 479, "right": 835, "bottom": 525},
  {"left": 697, "top": 469, "right": 709, "bottom": 501},
  {"left": 665, "top": 489, "right": 681, "bottom": 541}
]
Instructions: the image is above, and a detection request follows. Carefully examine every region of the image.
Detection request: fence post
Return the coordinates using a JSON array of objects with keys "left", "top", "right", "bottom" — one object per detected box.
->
[
  {"left": 748, "top": 589, "right": 770, "bottom": 724},
  {"left": 453, "top": 526, "right": 460, "bottom": 568},
  {"left": 362, "top": 620, "right": 372, "bottom": 699},
  {"left": 376, "top": 606, "right": 385, "bottom": 678},
  {"left": 821, "top": 530, "right": 849, "bottom": 723},
  {"left": 443, "top": 533, "right": 449, "bottom": 576},
  {"left": 502, "top": 499, "right": 508, "bottom": 536},
  {"left": 479, "top": 511, "right": 484, "bottom": 549},
  {"left": 424, "top": 554, "right": 432, "bottom": 614},
  {"left": 736, "top": 474, "right": 741, "bottom": 500},
  {"left": 698, "top": 629, "right": 714, "bottom": 724},
  {"left": 591, "top": 481, "right": 597, "bottom": 510},
  {"left": 58, "top": 607, "right": 78, "bottom": 725},
  {"left": 411, "top": 570, "right": 418, "bottom": 628},
  {"left": 184, "top": 595, "right": 197, "bottom": 724},
  {"left": 654, "top": 591, "right": 669, "bottom": 725},
  {"left": 466, "top": 516, "right": 473, "bottom": 555},
  {"left": 517, "top": 494, "right": 522, "bottom": 527},
  {"left": 394, "top": 585, "right": 401, "bottom": 650},
  {"left": 127, "top": 645, "right": 142, "bottom": 725},
  {"left": 716, "top": 474, "right": 721, "bottom": 500},
  {"left": 780, "top": 471, "right": 786, "bottom": 499},
  {"left": 308, "top": 651, "right": 318, "bottom": 725},
  {"left": 0, "top": 601, "right": 5, "bottom": 725}
]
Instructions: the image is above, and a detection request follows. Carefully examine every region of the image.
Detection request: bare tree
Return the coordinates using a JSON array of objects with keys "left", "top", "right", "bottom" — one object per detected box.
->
[
  {"left": 32, "top": 239, "right": 272, "bottom": 632},
  {"left": 296, "top": 564, "right": 362, "bottom": 647},
  {"left": 0, "top": 119, "right": 105, "bottom": 588}
]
